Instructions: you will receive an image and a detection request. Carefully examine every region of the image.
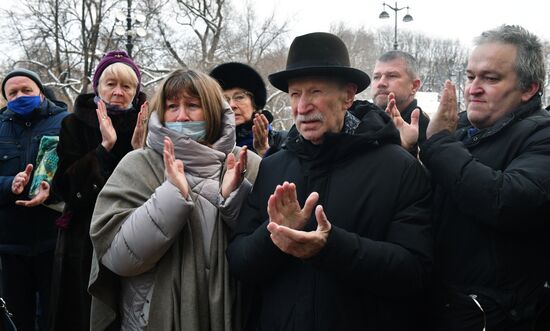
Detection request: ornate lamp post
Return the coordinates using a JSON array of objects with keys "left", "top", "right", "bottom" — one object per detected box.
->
[
  {"left": 114, "top": 0, "right": 147, "bottom": 58},
  {"left": 379, "top": 2, "right": 413, "bottom": 50}
]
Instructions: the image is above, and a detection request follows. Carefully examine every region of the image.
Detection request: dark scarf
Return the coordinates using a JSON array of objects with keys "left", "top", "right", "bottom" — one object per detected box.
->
[
  {"left": 93, "top": 96, "right": 134, "bottom": 116},
  {"left": 236, "top": 121, "right": 254, "bottom": 147}
]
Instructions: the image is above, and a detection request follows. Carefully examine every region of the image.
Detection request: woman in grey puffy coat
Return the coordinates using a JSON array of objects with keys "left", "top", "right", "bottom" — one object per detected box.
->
[{"left": 88, "top": 69, "right": 260, "bottom": 331}]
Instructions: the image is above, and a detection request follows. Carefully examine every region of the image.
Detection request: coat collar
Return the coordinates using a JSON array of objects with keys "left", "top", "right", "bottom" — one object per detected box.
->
[
  {"left": 286, "top": 106, "right": 400, "bottom": 166},
  {"left": 457, "top": 95, "right": 543, "bottom": 144}
]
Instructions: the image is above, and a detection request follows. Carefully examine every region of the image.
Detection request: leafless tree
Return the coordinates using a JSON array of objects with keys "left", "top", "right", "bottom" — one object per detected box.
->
[
  {"left": 373, "top": 28, "right": 468, "bottom": 109},
  {"left": 541, "top": 41, "right": 550, "bottom": 107},
  {"left": 1, "top": 1, "right": 494, "bottom": 120},
  {"left": 161, "top": 0, "right": 226, "bottom": 71},
  {"left": 219, "top": 1, "right": 289, "bottom": 66},
  {"left": 0, "top": 0, "right": 123, "bottom": 107},
  {"left": 331, "top": 23, "right": 379, "bottom": 100}
]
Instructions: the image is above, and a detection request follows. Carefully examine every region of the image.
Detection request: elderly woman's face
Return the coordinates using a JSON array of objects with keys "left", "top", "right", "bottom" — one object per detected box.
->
[
  {"left": 98, "top": 71, "right": 137, "bottom": 109},
  {"left": 223, "top": 87, "right": 255, "bottom": 125}
]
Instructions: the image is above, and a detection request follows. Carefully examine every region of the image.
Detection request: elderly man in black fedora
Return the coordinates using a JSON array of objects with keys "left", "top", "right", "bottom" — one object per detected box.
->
[
  {"left": 226, "top": 32, "right": 433, "bottom": 330},
  {"left": 210, "top": 62, "right": 287, "bottom": 157}
]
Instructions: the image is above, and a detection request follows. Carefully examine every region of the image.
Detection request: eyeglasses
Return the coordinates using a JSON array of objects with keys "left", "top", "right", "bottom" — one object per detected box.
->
[{"left": 224, "top": 91, "right": 253, "bottom": 104}]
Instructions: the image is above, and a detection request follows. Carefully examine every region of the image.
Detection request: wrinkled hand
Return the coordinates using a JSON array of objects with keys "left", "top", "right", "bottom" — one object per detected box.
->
[
  {"left": 11, "top": 164, "right": 33, "bottom": 195},
  {"left": 385, "top": 92, "right": 419, "bottom": 151},
  {"left": 16, "top": 181, "right": 50, "bottom": 207},
  {"left": 252, "top": 113, "right": 270, "bottom": 157},
  {"left": 267, "top": 182, "right": 319, "bottom": 230},
  {"left": 427, "top": 80, "right": 458, "bottom": 139},
  {"left": 132, "top": 101, "right": 149, "bottom": 150},
  {"left": 221, "top": 146, "right": 248, "bottom": 199},
  {"left": 163, "top": 136, "right": 189, "bottom": 199},
  {"left": 267, "top": 204, "right": 332, "bottom": 259},
  {"left": 96, "top": 99, "right": 117, "bottom": 151}
]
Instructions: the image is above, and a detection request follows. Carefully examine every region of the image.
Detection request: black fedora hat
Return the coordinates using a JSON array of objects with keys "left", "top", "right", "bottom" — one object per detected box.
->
[
  {"left": 209, "top": 62, "right": 267, "bottom": 109},
  {"left": 268, "top": 32, "right": 370, "bottom": 93}
]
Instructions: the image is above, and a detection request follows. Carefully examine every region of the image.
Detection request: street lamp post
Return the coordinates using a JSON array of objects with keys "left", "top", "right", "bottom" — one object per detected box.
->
[
  {"left": 125, "top": 0, "right": 134, "bottom": 57},
  {"left": 379, "top": 2, "right": 413, "bottom": 50},
  {"left": 114, "top": 0, "right": 147, "bottom": 58}
]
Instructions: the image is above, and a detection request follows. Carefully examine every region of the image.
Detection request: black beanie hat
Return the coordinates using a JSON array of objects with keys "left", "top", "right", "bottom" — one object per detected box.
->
[
  {"left": 2, "top": 68, "right": 45, "bottom": 100},
  {"left": 209, "top": 62, "right": 267, "bottom": 110}
]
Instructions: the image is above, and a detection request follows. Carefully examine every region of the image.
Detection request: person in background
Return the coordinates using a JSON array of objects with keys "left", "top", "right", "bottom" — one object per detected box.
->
[
  {"left": 48, "top": 50, "right": 147, "bottom": 331},
  {"left": 419, "top": 25, "right": 550, "bottom": 330},
  {"left": 0, "top": 68, "right": 69, "bottom": 331},
  {"left": 226, "top": 32, "right": 433, "bottom": 331},
  {"left": 88, "top": 69, "right": 261, "bottom": 330},
  {"left": 210, "top": 62, "right": 287, "bottom": 157},
  {"left": 43, "top": 86, "right": 58, "bottom": 102},
  {"left": 369, "top": 50, "right": 429, "bottom": 155}
]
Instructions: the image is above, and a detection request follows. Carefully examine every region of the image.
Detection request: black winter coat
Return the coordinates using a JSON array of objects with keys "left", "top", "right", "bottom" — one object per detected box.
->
[
  {"left": 349, "top": 99, "right": 429, "bottom": 157},
  {"left": 49, "top": 92, "right": 145, "bottom": 331},
  {"left": 401, "top": 99, "right": 430, "bottom": 144},
  {"left": 227, "top": 107, "right": 433, "bottom": 331},
  {"left": 0, "top": 99, "right": 68, "bottom": 255},
  {"left": 420, "top": 96, "right": 550, "bottom": 328}
]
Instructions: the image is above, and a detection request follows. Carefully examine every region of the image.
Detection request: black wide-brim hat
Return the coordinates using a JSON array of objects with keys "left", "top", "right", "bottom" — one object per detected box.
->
[
  {"left": 209, "top": 62, "right": 267, "bottom": 110},
  {"left": 268, "top": 32, "right": 370, "bottom": 93}
]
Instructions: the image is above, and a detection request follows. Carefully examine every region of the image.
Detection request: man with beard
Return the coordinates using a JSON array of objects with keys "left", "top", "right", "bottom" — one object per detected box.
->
[{"left": 370, "top": 51, "right": 430, "bottom": 155}]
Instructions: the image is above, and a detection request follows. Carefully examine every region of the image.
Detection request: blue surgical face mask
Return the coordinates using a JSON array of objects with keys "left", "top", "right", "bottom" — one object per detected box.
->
[
  {"left": 165, "top": 121, "right": 207, "bottom": 141},
  {"left": 7, "top": 95, "right": 42, "bottom": 116}
]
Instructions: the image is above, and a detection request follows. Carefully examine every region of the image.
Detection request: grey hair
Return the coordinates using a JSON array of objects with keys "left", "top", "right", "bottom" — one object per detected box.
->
[
  {"left": 474, "top": 24, "right": 546, "bottom": 94},
  {"left": 377, "top": 50, "right": 419, "bottom": 80}
]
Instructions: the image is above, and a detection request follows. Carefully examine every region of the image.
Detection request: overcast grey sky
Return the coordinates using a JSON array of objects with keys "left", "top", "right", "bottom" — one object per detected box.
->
[
  {"left": 253, "top": 0, "right": 550, "bottom": 48},
  {"left": 2, "top": 0, "right": 549, "bottom": 61},
  {"left": 244, "top": 0, "right": 550, "bottom": 114}
]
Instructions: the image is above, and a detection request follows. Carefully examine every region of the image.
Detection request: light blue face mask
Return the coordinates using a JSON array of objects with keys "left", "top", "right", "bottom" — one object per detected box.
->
[{"left": 165, "top": 121, "right": 207, "bottom": 141}]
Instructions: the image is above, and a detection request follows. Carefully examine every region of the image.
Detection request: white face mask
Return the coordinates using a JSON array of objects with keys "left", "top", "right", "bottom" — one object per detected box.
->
[{"left": 164, "top": 121, "right": 207, "bottom": 141}]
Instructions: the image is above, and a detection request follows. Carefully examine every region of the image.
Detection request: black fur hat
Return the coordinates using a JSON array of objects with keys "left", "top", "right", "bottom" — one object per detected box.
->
[{"left": 210, "top": 62, "right": 267, "bottom": 110}]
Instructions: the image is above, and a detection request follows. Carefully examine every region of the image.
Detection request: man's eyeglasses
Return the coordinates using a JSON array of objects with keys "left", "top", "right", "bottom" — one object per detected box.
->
[{"left": 224, "top": 91, "right": 253, "bottom": 104}]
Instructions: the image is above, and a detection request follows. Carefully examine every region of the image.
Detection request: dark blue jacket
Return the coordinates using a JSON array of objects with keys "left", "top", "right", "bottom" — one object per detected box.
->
[{"left": 0, "top": 98, "right": 68, "bottom": 255}]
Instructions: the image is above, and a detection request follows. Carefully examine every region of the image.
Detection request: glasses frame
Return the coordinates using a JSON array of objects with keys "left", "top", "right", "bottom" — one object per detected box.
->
[{"left": 224, "top": 91, "right": 254, "bottom": 104}]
